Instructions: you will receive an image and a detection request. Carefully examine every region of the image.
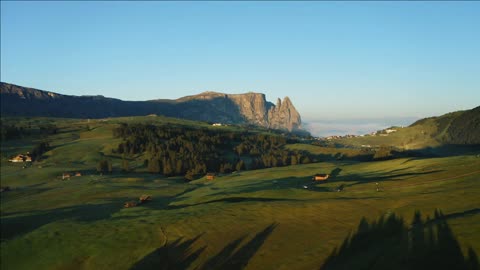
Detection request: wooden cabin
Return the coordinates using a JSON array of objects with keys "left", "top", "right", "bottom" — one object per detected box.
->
[
  {"left": 206, "top": 173, "right": 216, "bottom": 180},
  {"left": 139, "top": 195, "right": 152, "bottom": 203},
  {"left": 124, "top": 201, "right": 138, "bottom": 208},
  {"left": 313, "top": 174, "right": 330, "bottom": 181}
]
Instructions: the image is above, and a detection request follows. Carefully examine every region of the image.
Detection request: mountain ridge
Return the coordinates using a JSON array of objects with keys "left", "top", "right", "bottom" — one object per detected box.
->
[{"left": 0, "top": 82, "right": 302, "bottom": 131}]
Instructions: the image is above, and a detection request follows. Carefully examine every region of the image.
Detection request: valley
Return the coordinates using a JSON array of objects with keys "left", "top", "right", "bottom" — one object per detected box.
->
[{"left": 1, "top": 115, "right": 479, "bottom": 269}]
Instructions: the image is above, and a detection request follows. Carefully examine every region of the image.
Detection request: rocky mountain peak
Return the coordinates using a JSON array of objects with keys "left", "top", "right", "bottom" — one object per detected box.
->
[
  {"left": 1, "top": 82, "right": 303, "bottom": 131},
  {"left": 267, "top": 96, "right": 302, "bottom": 131}
]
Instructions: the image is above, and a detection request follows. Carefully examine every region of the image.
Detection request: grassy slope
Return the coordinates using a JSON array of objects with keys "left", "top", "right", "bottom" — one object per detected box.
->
[
  {"left": 334, "top": 107, "right": 479, "bottom": 151},
  {"left": 1, "top": 117, "right": 480, "bottom": 270}
]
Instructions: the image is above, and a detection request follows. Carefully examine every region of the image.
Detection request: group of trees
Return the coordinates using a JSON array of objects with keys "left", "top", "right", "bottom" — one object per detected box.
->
[
  {"left": 1, "top": 122, "right": 58, "bottom": 141},
  {"left": 113, "top": 123, "right": 313, "bottom": 180},
  {"left": 30, "top": 141, "right": 50, "bottom": 161},
  {"left": 97, "top": 159, "right": 113, "bottom": 174},
  {"left": 1, "top": 123, "right": 27, "bottom": 140}
]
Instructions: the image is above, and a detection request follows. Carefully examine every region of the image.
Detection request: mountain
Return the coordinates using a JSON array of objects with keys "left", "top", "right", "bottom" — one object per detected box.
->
[{"left": 0, "top": 82, "right": 302, "bottom": 131}]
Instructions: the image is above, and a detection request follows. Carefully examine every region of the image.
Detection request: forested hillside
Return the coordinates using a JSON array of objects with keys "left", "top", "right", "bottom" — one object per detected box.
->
[{"left": 113, "top": 123, "right": 313, "bottom": 179}]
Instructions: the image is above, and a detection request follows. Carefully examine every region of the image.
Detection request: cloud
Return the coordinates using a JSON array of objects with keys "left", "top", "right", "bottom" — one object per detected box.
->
[{"left": 303, "top": 117, "right": 418, "bottom": 137}]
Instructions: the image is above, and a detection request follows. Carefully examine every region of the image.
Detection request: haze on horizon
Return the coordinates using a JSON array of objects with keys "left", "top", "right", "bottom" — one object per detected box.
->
[{"left": 1, "top": 2, "right": 479, "bottom": 136}]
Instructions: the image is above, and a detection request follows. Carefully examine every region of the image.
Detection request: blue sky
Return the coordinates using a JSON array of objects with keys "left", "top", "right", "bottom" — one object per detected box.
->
[{"left": 1, "top": 2, "right": 479, "bottom": 135}]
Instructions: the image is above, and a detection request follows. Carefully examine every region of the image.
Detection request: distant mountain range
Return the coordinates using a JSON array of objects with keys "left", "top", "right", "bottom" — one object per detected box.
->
[{"left": 0, "top": 82, "right": 302, "bottom": 131}]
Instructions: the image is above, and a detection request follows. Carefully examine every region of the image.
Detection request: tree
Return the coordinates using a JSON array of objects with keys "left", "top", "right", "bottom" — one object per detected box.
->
[
  {"left": 97, "top": 160, "right": 109, "bottom": 174},
  {"left": 302, "top": 156, "right": 311, "bottom": 164},
  {"left": 148, "top": 157, "right": 161, "bottom": 174},
  {"left": 163, "top": 158, "right": 174, "bottom": 176},
  {"left": 122, "top": 158, "right": 130, "bottom": 173},
  {"left": 373, "top": 146, "right": 393, "bottom": 160},
  {"left": 108, "top": 161, "right": 113, "bottom": 174},
  {"left": 31, "top": 141, "right": 50, "bottom": 161},
  {"left": 185, "top": 170, "right": 196, "bottom": 181},
  {"left": 236, "top": 160, "right": 246, "bottom": 171},
  {"left": 291, "top": 155, "right": 298, "bottom": 165}
]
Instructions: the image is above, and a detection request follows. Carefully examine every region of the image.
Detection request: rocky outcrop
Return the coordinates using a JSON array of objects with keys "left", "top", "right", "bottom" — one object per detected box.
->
[
  {"left": 1, "top": 82, "right": 302, "bottom": 131},
  {"left": 1, "top": 82, "right": 64, "bottom": 100},
  {"left": 179, "top": 91, "right": 302, "bottom": 131},
  {"left": 267, "top": 97, "right": 302, "bottom": 131}
]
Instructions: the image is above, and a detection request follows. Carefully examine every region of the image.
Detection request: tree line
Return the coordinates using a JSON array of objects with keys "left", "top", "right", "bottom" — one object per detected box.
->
[
  {"left": 113, "top": 123, "right": 313, "bottom": 180},
  {"left": 1, "top": 121, "right": 58, "bottom": 141}
]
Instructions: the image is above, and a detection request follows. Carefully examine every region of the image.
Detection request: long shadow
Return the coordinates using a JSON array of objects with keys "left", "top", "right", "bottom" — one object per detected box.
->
[
  {"left": 321, "top": 210, "right": 479, "bottom": 270},
  {"left": 335, "top": 169, "right": 444, "bottom": 188},
  {"left": 424, "top": 208, "right": 480, "bottom": 224},
  {"left": 200, "top": 223, "right": 277, "bottom": 270},
  {"left": 202, "top": 176, "right": 333, "bottom": 199},
  {"left": 130, "top": 234, "right": 206, "bottom": 270},
  {"left": 155, "top": 197, "right": 298, "bottom": 211},
  {"left": 330, "top": 168, "right": 342, "bottom": 178},
  {"left": 197, "top": 167, "right": 441, "bottom": 198},
  {"left": 1, "top": 182, "right": 53, "bottom": 202},
  {"left": 130, "top": 223, "right": 277, "bottom": 270},
  {"left": 1, "top": 198, "right": 125, "bottom": 241},
  {"left": 405, "top": 144, "right": 480, "bottom": 158}
]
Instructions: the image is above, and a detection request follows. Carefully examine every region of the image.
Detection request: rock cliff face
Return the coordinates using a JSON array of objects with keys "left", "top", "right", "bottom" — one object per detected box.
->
[
  {"left": 1, "top": 82, "right": 302, "bottom": 131},
  {"left": 178, "top": 91, "right": 302, "bottom": 131},
  {"left": 268, "top": 97, "right": 302, "bottom": 131}
]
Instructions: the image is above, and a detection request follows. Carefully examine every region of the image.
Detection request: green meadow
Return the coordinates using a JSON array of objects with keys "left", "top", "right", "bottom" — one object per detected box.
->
[{"left": 1, "top": 117, "right": 479, "bottom": 269}]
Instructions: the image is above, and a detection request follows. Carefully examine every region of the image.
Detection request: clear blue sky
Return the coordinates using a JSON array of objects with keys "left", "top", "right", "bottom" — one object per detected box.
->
[{"left": 1, "top": 1, "right": 479, "bottom": 123}]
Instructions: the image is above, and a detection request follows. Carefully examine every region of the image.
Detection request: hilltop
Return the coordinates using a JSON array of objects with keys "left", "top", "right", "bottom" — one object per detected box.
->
[
  {"left": 0, "top": 82, "right": 302, "bottom": 131},
  {"left": 322, "top": 106, "right": 480, "bottom": 151}
]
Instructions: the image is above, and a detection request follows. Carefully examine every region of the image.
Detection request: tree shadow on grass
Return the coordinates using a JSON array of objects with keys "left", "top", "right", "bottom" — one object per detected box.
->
[
  {"left": 192, "top": 167, "right": 442, "bottom": 199},
  {"left": 321, "top": 210, "right": 479, "bottom": 270},
  {"left": 200, "top": 176, "right": 332, "bottom": 199},
  {"left": 1, "top": 198, "right": 125, "bottom": 241},
  {"left": 200, "top": 223, "right": 277, "bottom": 270},
  {"left": 334, "top": 168, "right": 444, "bottom": 188},
  {"left": 130, "top": 234, "right": 206, "bottom": 270},
  {"left": 130, "top": 223, "right": 277, "bottom": 270}
]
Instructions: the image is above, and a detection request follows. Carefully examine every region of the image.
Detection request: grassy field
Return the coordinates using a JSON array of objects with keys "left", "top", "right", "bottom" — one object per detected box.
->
[{"left": 1, "top": 117, "right": 479, "bottom": 269}]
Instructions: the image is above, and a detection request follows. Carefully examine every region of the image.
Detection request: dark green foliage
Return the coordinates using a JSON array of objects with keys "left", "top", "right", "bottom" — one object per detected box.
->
[
  {"left": 121, "top": 158, "right": 130, "bottom": 173},
  {"left": 373, "top": 146, "right": 394, "bottom": 160},
  {"left": 236, "top": 160, "right": 246, "bottom": 171},
  {"left": 96, "top": 160, "right": 111, "bottom": 174},
  {"left": 113, "top": 123, "right": 312, "bottom": 177},
  {"left": 445, "top": 106, "right": 480, "bottom": 145},
  {"left": 31, "top": 141, "right": 50, "bottom": 161},
  {"left": 0, "top": 121, "right": 58, "bottom": 141},
  {"left": 147, "top": 157, "right": 161, "bottom": 174},
  {"left": 410, "top": 106, "right": 480, "bottom": 145},
  {"left": 1, "top": 123, "right": 26, "bottom": 140},
  {"left": 321, "top": 210, "right": 479, "bottom": 270},
  {"left": 38, "top": 124, "right": 58, "bottom": 135}
]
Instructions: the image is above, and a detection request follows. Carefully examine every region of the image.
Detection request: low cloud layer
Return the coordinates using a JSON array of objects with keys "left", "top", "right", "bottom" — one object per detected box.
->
[{"left": 303, "top": 117, "right": 418, "bottom": 137}]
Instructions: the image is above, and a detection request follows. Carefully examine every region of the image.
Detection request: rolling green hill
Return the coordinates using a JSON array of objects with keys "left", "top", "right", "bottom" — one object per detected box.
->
[
  {"left": 326, "top": 106, "right": 480, "bottom": 151},
  {"left": 1, "top": 116, "right": 479, "bottom": 270}
]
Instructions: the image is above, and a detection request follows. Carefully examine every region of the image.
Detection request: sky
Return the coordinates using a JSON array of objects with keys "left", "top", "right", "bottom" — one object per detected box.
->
[{"left": 1, "top": 2, "right": 479, "bottom": 136}]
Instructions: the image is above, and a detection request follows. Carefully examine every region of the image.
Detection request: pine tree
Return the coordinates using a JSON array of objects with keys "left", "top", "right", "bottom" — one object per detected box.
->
[{"left": 236, "top": 160, "right": 245, "bottom": 171}]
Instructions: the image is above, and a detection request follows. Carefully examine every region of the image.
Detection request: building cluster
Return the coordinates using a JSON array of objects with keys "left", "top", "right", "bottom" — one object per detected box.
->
[
  {"left": 323, "top": 134, "right": 362, "bottom": 140},
  {"left": 8, "top": 154, "right": 32, "bottom": 163}
]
